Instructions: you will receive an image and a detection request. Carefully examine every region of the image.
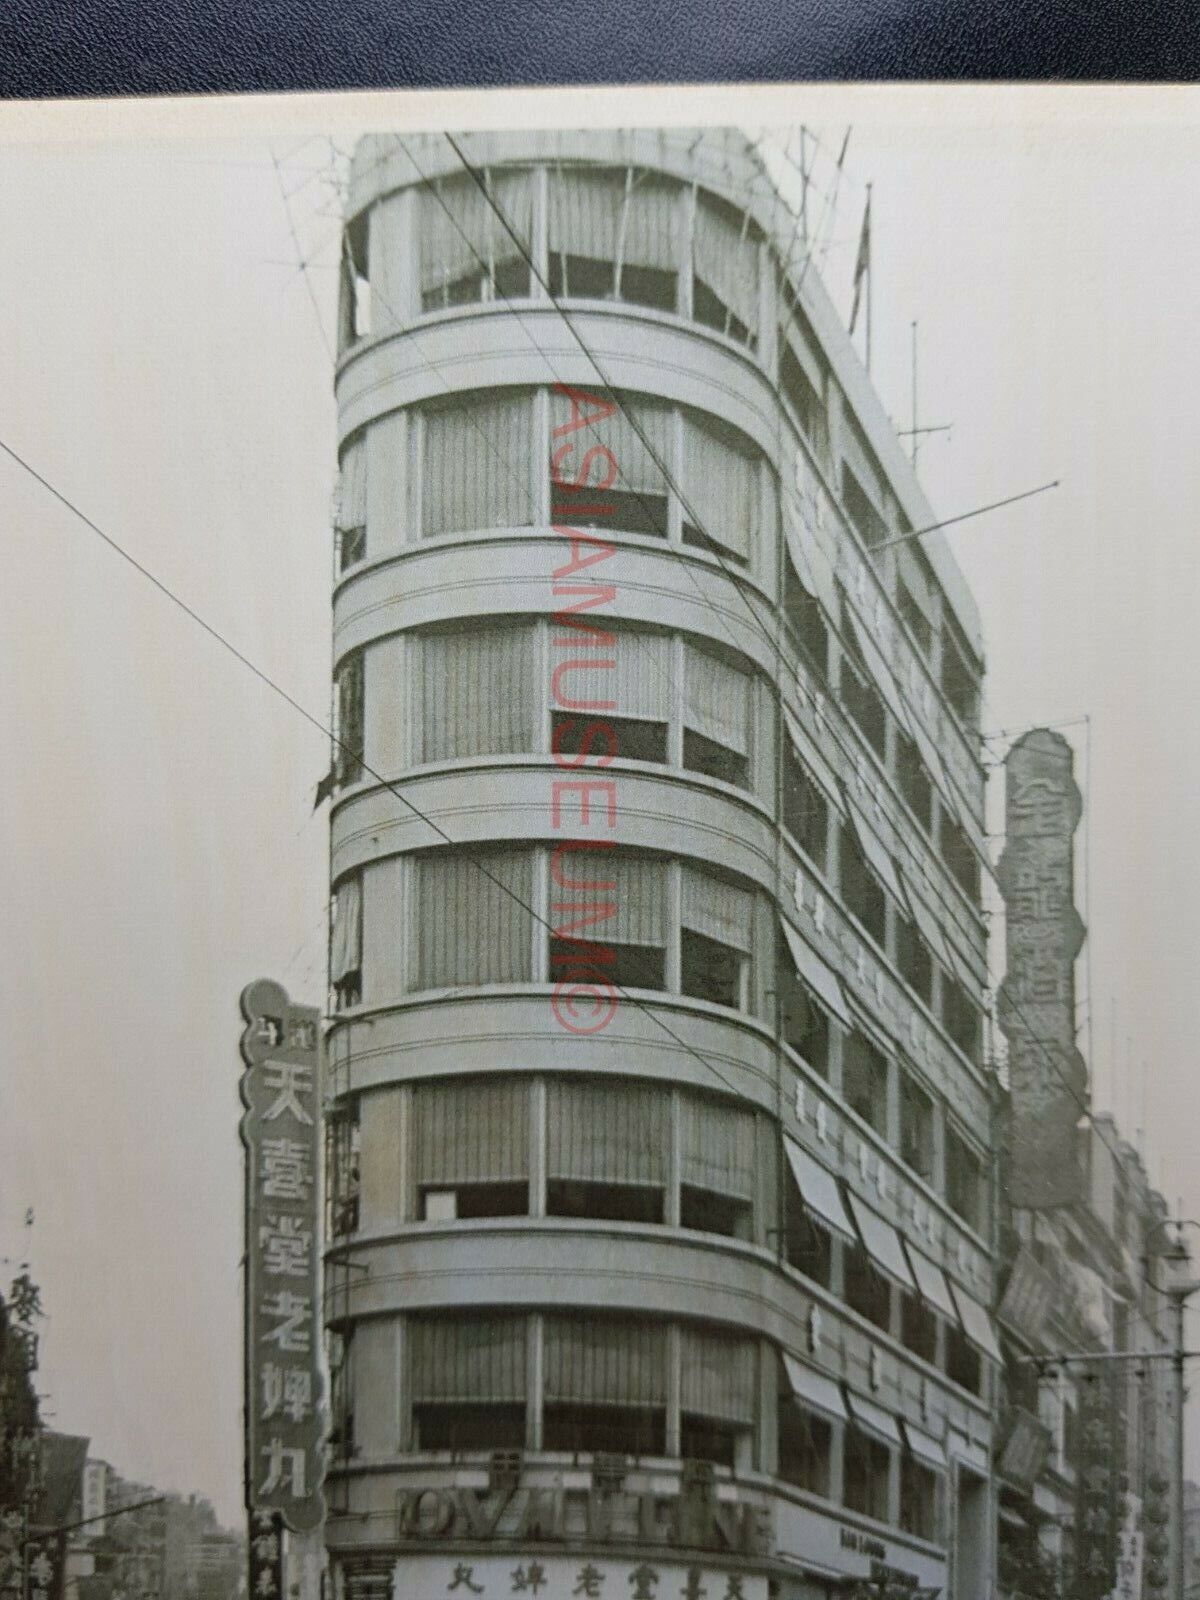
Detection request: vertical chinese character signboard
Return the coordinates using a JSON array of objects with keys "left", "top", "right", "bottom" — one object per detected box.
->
[
  {"left": 240, "top": 979, "right": 324, "bottom": 1550},
  {"left": 1071, "top": 1362, "right": 1122, "bottom": 1600},
  {"left": 997, "top": 728, "right": 1087, "bottom": 1207}
]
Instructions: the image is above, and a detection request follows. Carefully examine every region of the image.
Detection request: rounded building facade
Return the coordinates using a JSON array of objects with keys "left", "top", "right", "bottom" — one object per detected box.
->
[{"left": 323, "top": 129, "right": 998, "bottom": 1600}]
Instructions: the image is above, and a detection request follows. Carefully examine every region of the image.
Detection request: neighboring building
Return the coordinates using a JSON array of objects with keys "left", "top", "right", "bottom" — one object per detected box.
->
[
  {"left": 1184, "top": 1479, "right": 1200, "bottom": 1598},
  {"left": 994, "top": 1115, "right": 1172, "bottom": 1599},
  {"left": 323, "top": 127, "right": 998, "bottom": 1600}
]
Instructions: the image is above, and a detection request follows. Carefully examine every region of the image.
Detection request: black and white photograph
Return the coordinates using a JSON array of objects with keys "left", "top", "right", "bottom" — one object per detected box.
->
[{"left": 1, "top": 84, "right": 1198, "bottom": 1600}]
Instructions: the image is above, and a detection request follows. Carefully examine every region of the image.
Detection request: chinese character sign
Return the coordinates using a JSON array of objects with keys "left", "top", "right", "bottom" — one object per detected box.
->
[
  {"left": 383, "top": 1557, "right": 769, "bottom": 1600},
  {"left": 1071, "top": 1362, "right": 1122, "bottom": 1600},
  {"left": 997, "top": 729, "right": 1087, "bottom": 1208},
  {"left": 240, "top": 979, "right": 324, "bottom": 1534}
]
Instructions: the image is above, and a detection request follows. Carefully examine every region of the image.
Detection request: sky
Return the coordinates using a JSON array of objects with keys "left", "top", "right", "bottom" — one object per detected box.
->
[{"left": 1, "top": 87, "right": 1199, "bottom": 1522}]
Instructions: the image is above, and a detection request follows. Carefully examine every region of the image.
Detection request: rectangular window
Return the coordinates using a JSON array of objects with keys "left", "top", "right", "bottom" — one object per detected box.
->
[
  {"left": 679, "top": 1326, "right": 756, "bottom": 1467},
  {"left": 946, "top": 1127, "right": 984, "bottom": 1232},
  {"left": 336, "top": 435, "right": 368, "bottom": 573},
  {"left": 843, "top": 1427, "right": 891, "bottom": 1522},
  {"left": 779, "top": 962, "right": 830, "bottom": 1078},
  {"left": 552, "top": 712, "right": 668, "bottom": 766},
  {"left": 423, "top": 389, "right": 534, "bottom": 536},
  {"left": 839, "top": 822, "right": 886, "bottom": 947},
  {"left": 784, "top": 555, "right": 830, "bottom": 683},
  {"left": 681, "top": 411, "right": 758, "bottom": 564},
  {"left": 940, "top": 812, "right": 980, "bottom": 901},
  {"left": 547, "top": 624, "right": 671, "bottom": 764},
  {"left": 410, "top": 1313, "right": 527, "bottom": 1450},
  {"left": 842, "top": 1031, "right": 888, "bottom": 1136},
  {"left": 841, "top": 658, "right": 887, "bottom": 761},
  {"left": 413, "top": 1076, "right": 530, "bottom": 1219},
  {"left": 779, "top": 343, "right": 824, "bottom": 444},
  {"left": 897, "top": 580, "right": 933, "bottom": 657},
  {"left": 547, "top": 167, "right": 678, "bottom": 312},
  {"left": 549, "top": 850, "right": 668, "bottom": 994},
  {"left": 680, "top": 867, "right": 753, "bottom": 1010},
  {"left": 899, "top": 1074, "right": 935, "bottom": 1182},
  {"left": 683, "top": 644, "right": 752, "bottom": 788},
  {"left": 679, "top": 1093, "right": 756, "bottom": 1241},
  {"left": 897, "top": 732, "right": 933, "bottom": 833},
  {"left": 844, "top": 1243, "right": 891, "bottom": 1333},
  {"left": 900, "top": 1291, "right": 938, "bottom": 1365},
  {"left": 550, "top": 390, "right": 672, "bottom": 540},
  {"left": 841, "top": 464, "right": 887, "bottom": 550},
  {"left": 896, "top": 914, "right": 933, "bottom": 1006},
  {"left": 545, "top": 1077, "right": 667, "bottom": 1224},
  {"left": 778, "top": 1402, "right": 832, "bottom": 1497},
  {"left": 415, "top": 847, "right": 534, "bottom": 989},
  {"left": 943, "top": 977, "right": 982, "bottom": 1063},
  {"left": 335, "top": 651, "right": 365, "bottom": 786},
  {"left": 941, "top": 623, "right": 980, "bottom": 729},
  {"left": 946, "top": 1325, "right": 983, "bottom": 1395},
  {"left": 325, "top": 1101, "right": 361, "bottom": 1239},
  {"left": 784, "top": 1169, "right": 832, "bottom": 1288},
  {"left": 900, "top": 1454, "right": 939, "bottom": 1541},
  {"left": 543, "top": 1316, "right": 667, "bottom": 1456},
  {"left": 332, "top": 875, "right": 363, "bottom": 1010},
  {"left": 419, "top": 168, "right": 535, "bottom": 312},
  {"left": 692, "top": 190, "right": 759, "bottom": 349},
  {"left": 419, "top": 621, "right": 536, "bottom": 763},
  {"left": 782, "top": 742, "right": 828, "bottom": 867}
]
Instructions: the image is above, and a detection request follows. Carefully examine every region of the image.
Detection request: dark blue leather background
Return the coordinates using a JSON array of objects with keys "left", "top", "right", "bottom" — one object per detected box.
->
[{"left": 0, "top": 0, "right": 1196, "bottom": 99}]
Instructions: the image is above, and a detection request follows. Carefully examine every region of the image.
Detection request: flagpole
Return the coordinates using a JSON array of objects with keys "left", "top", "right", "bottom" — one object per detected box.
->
[{"left": 865, "top": 182, "right": 873, "bottom": 376}]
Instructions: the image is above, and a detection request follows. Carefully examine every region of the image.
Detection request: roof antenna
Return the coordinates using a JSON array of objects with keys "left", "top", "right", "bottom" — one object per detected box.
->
[{"left": 896, "top": 320, "right": 952, "bottom": 470}]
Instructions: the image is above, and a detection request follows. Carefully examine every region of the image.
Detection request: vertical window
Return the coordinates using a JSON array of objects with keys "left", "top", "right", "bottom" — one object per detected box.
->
[
  {"left": 549, "top": 625, "right": 670, "bottom": 767},
  {"left": 692, "top": 190, "right": 759, "bottom": 349},
  {"left": 897, "top": 579, "right": 933, "bottom": 657},
  {"left": 679, "top": 1326, "right": 757, "bottom": 1468},
  {"left": 331, "top": 876, "right": 363, "bottom": 1009},
  {"left": 899, "top": 1073, "right": 934, "bottom": 1182},
  {"left": 678, "top": 1093, "right": 756, "bottom": 1240},
  {"left": 417, "top": 620, "right": 536, "bottom": 763},
  {"left": 777, "top": 281, "right": 829, "bottom": 459},
  {"left": 942, "top": 977, "right": 982, "bottom": 1063},
  {"left": 946, "top": 1325, "right": 983, "bottom": 1396},
  {"left": 410, "top": 1314, "right": 527, "bottom": 1450},
  {"left": 844, "top": 1243, "right": 891, "bottom": 1333},
  {"left": 839, "top": 599, "right": 887, "bottom": 760},
  {"left": 897, "top": 731, "right": 933, "bottom": 833},
  {"left": 339, "top": 216, "right": 369, "bottom": 349},
  {"left": 779, "top": 960, "right": 830, "bottom": 1079},
  {"left": 946, "top": 1127, "right": 985, "bottom": 1233},
  {"left": 325, "top": 1100, "right": 361, "bottom": 1239},
  {"left": 940, "top": 622, "right": 981, "bottom": 729},
  {"left": 779, "top": 343, "right": 824, "bottom": 446},
  {"left": 335, "top": 651, "right": 365, "bottom": 787},
  {"left": 328, "top": 1329, "right": 355, "bottom": 1457},
  {"left": 843, "top": 1427, "right": 891, "bottom": 1522},
  {"left": 900, "top": 1291, "right": 938, "bottom": 1365},
  {"left": 842, "top": 1031, "right": 888, "bottom": 1136},
  {"left": 419, "top": 168, "right": 535, "bottom": 311},
  {"left": 413, "top": 1077, "right": 530, "bottom": 1220},
  {"left": 547, "top": 167, "right": 678, "bottom": 311},
  {"left": 783, "top": 555, "right": 829, "bottom": 682},
  {"left": 680, "top": 867, "right": 753, "bottom": 1010},
  {"left": 900, "top": 1454, "right": 940, "bottom": 1540},
  {"left": 839, "top": 822, "right": 886, "bottom": 947},
  {"left": 549, "top": 850, "right": 667, "bottom": 993},
  {"left": 545, "top": 1077, "right": 667, "bottom": 1224},
  {"left": 841, "top": 463, "right": 887, "bottom": 550},
  {"left": 542, "top": 1316, "right": 667, "bottom": 1456},
  {"left": 336, "top": 436, "right": 368, "bottom": 573},
  {"left": 550, "top": 389, "right": 672, "bottom": 539},
  {"left": 683, "top": 644, "right": 751, "bottom": 788},
  {"left": 783, "top": 741, "right": 829, "bottom": 868},
  {"left": 777, "top": 1399, "right": 832, "bottom": 1497},
  {"left": 422, "top": 389, "right": 534, "bottom": 536},
  {"left": 783, "top": 1167, "right": 832, "bottom": 1288},
  {"left": 415, "top": 847, "right": 534, "bottom": 989},
  {"left": 940, "top": 811, "right": 980, "bottom": 902},
  {"left": 681, "top": 411, "right": 758, "bottom": 564},
  {"left": 896, "top": 913, "right": 933, "bottom": 1006}
]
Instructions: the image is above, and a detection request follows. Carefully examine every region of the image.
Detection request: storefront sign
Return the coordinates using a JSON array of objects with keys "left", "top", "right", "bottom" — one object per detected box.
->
[
  {"left": 1072, "top": 1362, "right": 1121, "bottom": 1600},
  {"left": 239, "top": 979, "right": 325, "bottom": 1534},
  {"left": 997, "top": 1409, "right": 1051, "bottom": 1491},
  {"left": 384, "top": 1555, "right": 768, "bottom": 1600},
  {"left": 997, "top": 729, "right": 1087, "bottom": 1208},
  {"left": 996, "top": 1246, "right": 1056, "bottom": 1343},
  {"left": 394, "top": 1484, "right": 771, "bottom": 1559}
]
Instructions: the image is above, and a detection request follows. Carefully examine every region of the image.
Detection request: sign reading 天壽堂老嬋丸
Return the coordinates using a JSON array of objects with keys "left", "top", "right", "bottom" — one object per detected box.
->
[
  {"left": 997, "top": 728, "right": 1087, "bottom": 1208},
  {"left": 239, "top": 978, "right": 325, "bottom": 1535}
]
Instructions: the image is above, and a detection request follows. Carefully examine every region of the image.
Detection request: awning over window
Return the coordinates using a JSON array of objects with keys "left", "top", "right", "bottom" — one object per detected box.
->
[
  {"left": 842, "top": 599, "right": 909, "bottom": 732},
  {"left": 845, "top": 1389, "right": 902, "bottom": 1446},
  {"left": 904, "top": 1244, "right": 960, "bottom": 1325},
  {"left": 781, "top": 1353, "right": 847, "bottom": 1423},
  {"left": 783, "top": 707, "right": 844, "bottom": 812},
  {"left": 949, "top": 1281, "right": 1004, "bottom": 1364},
  {"left": 847, "top": 802, "right": 905, "bottom": 905},
  {"left": 783, "top": 1135, "right": 855, "bottom": 1246},
  {"left": 902, "top": 1419, "right": 947, "bottom": 1469},
  {"left": 846, "top": 1191, "right": 917, "bottom": 1292},
  {"left": 947, "top": 1427, "right": 989, "bottom": 1476},
  {"left": 780, "top": 918, "right": 851, "bottom": 1028}
]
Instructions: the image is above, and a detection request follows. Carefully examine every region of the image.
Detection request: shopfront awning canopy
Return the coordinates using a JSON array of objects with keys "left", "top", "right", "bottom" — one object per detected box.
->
[
  {"left": 845, "top": 1389, "right": 903, "bottom": 1446},
  {"left": 905, "top": 1242, "right": 960, "bottom": 1325},
  {"left": 784, "top": 1135, "right": 856, "bottom": 1246},
  {"left": 781, "top": 1353, "right": 848, "bottom": 1423},
  {"left": 781, "top": 917, "right": 851, "bottom": 1029},
  {"left": 846, "top": 1191, "right": 917, "bottom": 1292},
  {"left": 949, "top": 1281, "right": 1004, "bottom": 1364}
]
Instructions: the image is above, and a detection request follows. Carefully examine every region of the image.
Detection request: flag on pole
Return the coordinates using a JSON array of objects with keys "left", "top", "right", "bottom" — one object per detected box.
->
[{"left": 849, "top": 188, "right": 871, "bottom": 336}]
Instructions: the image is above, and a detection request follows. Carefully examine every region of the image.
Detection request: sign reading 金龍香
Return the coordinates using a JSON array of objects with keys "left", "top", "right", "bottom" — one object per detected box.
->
[
  {"left": 997, "top": 728, "right": 1087, "bottom": 1208},
  {"left": 240, "top": 979, "right": 325, "bottom": 1536}
]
